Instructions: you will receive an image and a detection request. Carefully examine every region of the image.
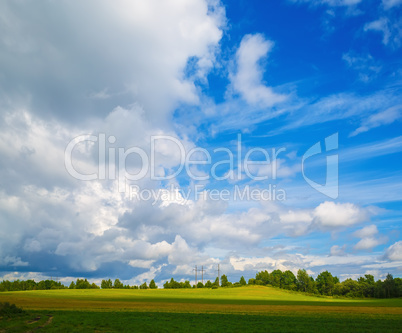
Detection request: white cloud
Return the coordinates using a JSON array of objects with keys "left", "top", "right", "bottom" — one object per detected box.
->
[
  {"left": 268, "top": 89, "right": 402, "bottom": 136},
  {"left": 23, "top": 240, "right": 42, "bottom": 253},
  {"left": 384, "top": 241, "right": 402, "bottom": 261},
  {"left": 353, "top": 225, "right": 387, "bottom": 250},
  {"left": 0, "top": 0, "right": 225, "bottom": 122},
  {"left": 313, "top": 201, "right": 369, "bottom": 228},
  {"left": 350, "top": 105, "right": 402, "bottom": 136},
  {"left": 330, "top": 245, "right": 347, "bottom": 256},
  {"left": 230, "top": 34, "right": 286, "bottom": 107},
  {"left": 354, "top": 237, "right": 383, "bottom": 250},
  {"left": 291, "top": 0, "right": 362, "bottom": 7},
  {"left": 1, "top": 256, "right": 29, "bottom": 267},
  {"left": 382, "top": 0, "right": 402, "bottom": 10},
  {"left": 364, "top": 17, "right": 402, "bottom": 47},
  {"left": 128, "top": 259, "right": 155, "bottom": 269},
  {"left": 341, "top": 135, "right": 402, "bottom": 161},
  {"left": 354, "top": 224, "right": 378, "bottom": 238},
  {"left": 342, "top": 52, "right": 382, "bottom": 82}
]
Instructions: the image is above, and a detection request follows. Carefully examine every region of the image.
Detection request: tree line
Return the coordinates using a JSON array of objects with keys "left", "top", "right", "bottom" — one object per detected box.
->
[
  {"left": 99, "top": 278, "right": 157, "bottom": 289},
  {"left": 163, "top": 270, "right": 402, "bottom": 298},
  {"left": 249, "top": 269, "right": 402, "bottom": 298},
  {"left": 0, "top": 279, "right": 65, "bottom": 291},
  {"left": 162, "top": 275, "right": 246, "bottom": 289},
  {"left": 1, "top": 269, "right": 401, "bottom": 298}
]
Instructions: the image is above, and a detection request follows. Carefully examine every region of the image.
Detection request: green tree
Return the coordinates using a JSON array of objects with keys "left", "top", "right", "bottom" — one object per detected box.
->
[
  {"left": 384, "top": 273, "right": 396, "bottom": 298},
  {"left": 239, "top": 276, "right": 247, "bottom": 286},
  {"left": 139, "top": 282, "right": 148, "bottom": 289},
  {"left": 296, "top": 269, "right": 310, "bottom": 292},
  {"left": 114, "top": 279, "right": 124, "bottom": 289},
  {"left": 255, "top": 270, "right": 270, "bottom": 285},
  {"left": 205, "top": 280, "right": 213, "bottom": 288},
  {"left": 221, "top": 275, "right": 229, "bottom": 287},
  {"left": 357, "top": 274, "right": 375, "bottom": 297},
  {"left": 316, "top": 271, "right": 335, "bottom": 295},
  {"left": 281, "top": 270, "right": 296, "bottom": 290},
  {"left": 75, "top": 278, "right": 91, "bottom": 289},
  {"left": 213, "top": 277, "right": 220, "bottom": 287},
  {"left": 101, "top": 279, "right": 113, "bottom": 289},
  {"left": 307, "top": 276, "right": 317, "bottom": 294},
  {"left": 69, "top": 281, "right": 75, "bottom": 289},
  {"left": 149, "top": 279, "right": 157, "bottom": 289},
  {"left": 197, "top": 281, "right": 204, "bottom": 288},
  {"left": 270, "top": 270, "right": 283, "bottom": 287}
]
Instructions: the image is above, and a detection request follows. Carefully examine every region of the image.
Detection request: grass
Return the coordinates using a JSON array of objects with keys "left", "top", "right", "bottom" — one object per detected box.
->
[{"left": 1, "top": 286, "right": 401, "bottom": 332}]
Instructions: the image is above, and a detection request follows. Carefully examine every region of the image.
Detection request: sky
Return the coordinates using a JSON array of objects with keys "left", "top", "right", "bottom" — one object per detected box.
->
[{"left": 0, "top": 0, "right": 401, "bottom": 286}]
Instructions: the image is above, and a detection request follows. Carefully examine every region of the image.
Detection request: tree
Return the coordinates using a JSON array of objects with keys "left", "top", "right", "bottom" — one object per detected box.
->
[
  {"left": 296, "top": 269, "right": 310, "bottom": 292},
  {"left": 149, "top": 279, "right": 157, "bottom": 289},
  {"left": 75, "top": 279, "right": 91, "bottom": 289},
  {"left": 316, "top": 271, "right": 335, "bottom": 295},
  {"left": 197, "top": 282, "right": 204, "bottom": 288},
  {"left": 334, "top": 279, "right": 361, "bottom": 297},
  {"left": 357, "top": 274, "right": 375, "bottom": 297},
  {"left": 281, "top": 270, "right": 296, "bottom": 290},
  {"left": 239, "top": 276, "right": 247, "bottom": 286},
  {"left": 384, "top": 273, "right": 396, "bottom": 298},
  {"left": 270, "top": 270, "right": 283, "bottom": 287},
  {"left": 221, "top": 275, "right": 229, "bottom": 287},
  {"left": 394, "top": 278, "right": 402, "bottom": 297},
  {"left": 69, "top": 281, "right": 75, "bottom": 289},
  {"left": 114, "top": 279, "right": 123, "bottom": 289},
  {"left": 213, "top": 277, "right": 220, "bottom": 287},
  {"left": 101, "top": 279, "right": 113, "bottom": 289},
  {"left": 139, "top": 282, "right": 148, "bottom": 289},
  {"left": 205, "top": 280, "right": 213, "bottom": 288},
  {"left": 255, "top": 270, "right": 270, "bottom": 285}
]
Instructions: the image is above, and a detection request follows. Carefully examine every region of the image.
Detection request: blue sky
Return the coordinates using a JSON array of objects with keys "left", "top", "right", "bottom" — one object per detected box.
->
[{"left": 0, "top": 0, "right": 401, "bottom": 286}]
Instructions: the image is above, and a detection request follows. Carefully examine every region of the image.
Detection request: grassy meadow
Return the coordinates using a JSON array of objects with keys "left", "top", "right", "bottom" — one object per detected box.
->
[{"left": 1, "top": 286, "right": 402, "bottom": 332}]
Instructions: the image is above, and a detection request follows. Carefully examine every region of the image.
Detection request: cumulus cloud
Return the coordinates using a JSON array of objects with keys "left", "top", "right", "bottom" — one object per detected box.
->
[
  {"left": 0, "top": 0, "right": 400, "bottom": 285},
  {"left": 0, "top": 0, "right": 225, "bottom": 123},
  {"left": 354, "top": 225, "right": 379, "bottom": 238},
  {"left": 0, "top": 0, "right": 227, "bottom": 280},
  {"left": 353, "top": 225, "right": 387, "bottom": 250},
  {"left": 312, "top": 201, "right": 369, "bottom": 228},
  {"left": 230, "top": 34, "right": 286, "bottom": 107},
  {"left": 384, "top": 241, "right": 402, "bottom": 261}
]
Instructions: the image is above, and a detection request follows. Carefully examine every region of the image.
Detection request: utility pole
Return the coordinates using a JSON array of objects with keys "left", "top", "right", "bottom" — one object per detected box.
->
[
  {"left": 216, "top": 264, "right": 220, "bottom": 286},
  {"left": 199, "top": 266, "right": 205, "bottom": 284},
  {"left": 193, "top": 265, "right": 198, "bottom": 287}
]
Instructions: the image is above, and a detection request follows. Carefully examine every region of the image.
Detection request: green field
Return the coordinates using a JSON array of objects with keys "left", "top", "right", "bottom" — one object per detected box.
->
[{"left": 1, "top": 286, "right": 402, "bottom": 332}]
